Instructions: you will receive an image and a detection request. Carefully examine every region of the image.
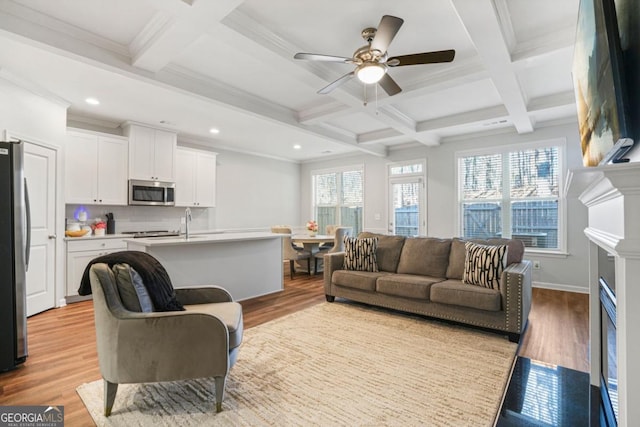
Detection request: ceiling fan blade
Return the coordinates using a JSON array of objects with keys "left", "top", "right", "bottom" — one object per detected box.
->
[
  {"left": 318, "top": 71, "right": 355, "bottom": 94},
  {"left": 294, "top": 53, "right": 354, "bottom": 63},
  {"left": 370, "top": 15, "right": 404, "bottom": 54},
  {"left": 387, "top": 49, "right": 456, "bottom": 67},
  {"left": 379, "top": 73, "right": 402, "bottom": 96}
]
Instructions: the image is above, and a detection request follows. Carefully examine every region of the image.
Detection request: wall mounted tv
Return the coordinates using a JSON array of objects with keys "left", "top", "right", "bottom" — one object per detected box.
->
[{"left": 572, "top": 0, "right": 634, "bottom": 166}]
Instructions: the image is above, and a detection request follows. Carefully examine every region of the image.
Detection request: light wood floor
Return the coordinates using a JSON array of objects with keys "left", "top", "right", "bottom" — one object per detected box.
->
[{"left": 0, "top": 275, "right": 588, "bottom": 426}]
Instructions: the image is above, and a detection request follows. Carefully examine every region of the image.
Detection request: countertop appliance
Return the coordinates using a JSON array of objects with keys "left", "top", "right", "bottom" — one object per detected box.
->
[
  {"left": 128, "top": 179, "right": 175, "bottom": 206},
  {"left": 0, "top": 140, "right": 29, "bottom": 371}
]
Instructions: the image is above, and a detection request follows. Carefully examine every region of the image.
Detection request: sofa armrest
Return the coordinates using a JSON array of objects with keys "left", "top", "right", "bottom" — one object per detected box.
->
[
  {"left": 175, "top": 286, "right": 234, "bottom": 304},
  {"left": 323, "top": 252, "right": 345, "bottom": 295},
  {"left": 500, "top": 260, "right": 532, "bottom": 334}
]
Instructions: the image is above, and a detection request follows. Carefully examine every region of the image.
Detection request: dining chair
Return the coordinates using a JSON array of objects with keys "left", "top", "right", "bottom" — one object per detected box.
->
[
  {"left": 271, "top": 226, "right": 312, "bottom": 278},
  {"left": 320, "top": 224, "right": 338, "bottom": 249},
  {"left": 314, "top": 226, "right": 353, "bottom": 273}
]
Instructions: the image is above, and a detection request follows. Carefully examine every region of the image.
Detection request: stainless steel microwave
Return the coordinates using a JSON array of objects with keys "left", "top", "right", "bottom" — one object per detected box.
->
[{"left": 128, "top": 179, "right": 175, "bottom": 206}]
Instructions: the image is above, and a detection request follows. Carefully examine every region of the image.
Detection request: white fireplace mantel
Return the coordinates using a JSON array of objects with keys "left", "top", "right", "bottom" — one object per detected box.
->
[{"left": 567, "top": 162, "right": 640, "bottom": 426}]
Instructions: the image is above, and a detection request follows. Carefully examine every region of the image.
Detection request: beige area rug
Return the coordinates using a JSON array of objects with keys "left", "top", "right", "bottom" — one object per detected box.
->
[{"left": 77, "top": 303, "right": 517, "bottom": 426}]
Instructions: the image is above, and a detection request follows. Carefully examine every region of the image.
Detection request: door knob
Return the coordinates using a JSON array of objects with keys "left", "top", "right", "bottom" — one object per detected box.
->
[{"left": 48, "top": 234, "right": 57, "bottom": 239}]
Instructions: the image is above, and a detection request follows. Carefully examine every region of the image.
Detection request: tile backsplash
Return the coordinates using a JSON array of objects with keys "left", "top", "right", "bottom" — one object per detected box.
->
[{"left": 65, "top": 204, "right": 214, "bottom": 234}]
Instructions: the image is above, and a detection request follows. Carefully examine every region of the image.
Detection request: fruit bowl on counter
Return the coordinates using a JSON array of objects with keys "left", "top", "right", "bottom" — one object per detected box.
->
[{"left": 65, "top": 229, "right": 90, "bottom": 238}]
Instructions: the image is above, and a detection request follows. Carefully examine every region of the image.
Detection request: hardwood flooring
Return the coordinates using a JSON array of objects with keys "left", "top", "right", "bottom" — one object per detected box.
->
[{"left": 0, "top": 275, "right": 588, "bottom": 426}]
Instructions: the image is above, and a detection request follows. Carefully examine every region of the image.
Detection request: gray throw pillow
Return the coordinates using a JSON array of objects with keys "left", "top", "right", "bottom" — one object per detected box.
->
[{"left": 112, "top": 263, "right": 154, "bottom": 312}]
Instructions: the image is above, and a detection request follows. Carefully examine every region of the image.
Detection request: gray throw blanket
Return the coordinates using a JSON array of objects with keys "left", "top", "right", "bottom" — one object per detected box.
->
[{"left": 78, "top": 250, "right": 185, "bottom": 311}]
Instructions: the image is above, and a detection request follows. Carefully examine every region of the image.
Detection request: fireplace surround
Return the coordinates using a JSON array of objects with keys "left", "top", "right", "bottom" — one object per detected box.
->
[{"left": 568, "top": 162, "right": 640, "bottom": 426}]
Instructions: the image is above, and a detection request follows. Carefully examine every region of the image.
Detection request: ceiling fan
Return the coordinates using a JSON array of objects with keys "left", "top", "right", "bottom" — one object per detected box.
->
[{"left": 294, "top": 15, "right": 455, "bottom": 97}]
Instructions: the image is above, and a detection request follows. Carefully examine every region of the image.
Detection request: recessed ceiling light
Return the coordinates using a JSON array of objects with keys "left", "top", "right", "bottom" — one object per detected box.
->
[
  {"left": 293, "top": 144, "right": 301, "bottom": 150},
  {"left": 85, "top": 97, "right": 100, "bottom": 105},
  {"left": 209, "top": 128, "right": 220, "bottom": 134}
]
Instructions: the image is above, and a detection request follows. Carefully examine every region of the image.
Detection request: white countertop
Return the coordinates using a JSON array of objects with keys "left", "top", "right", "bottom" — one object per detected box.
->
[{"left": 124, "top": 231, "right": 283, "bottom": 247}]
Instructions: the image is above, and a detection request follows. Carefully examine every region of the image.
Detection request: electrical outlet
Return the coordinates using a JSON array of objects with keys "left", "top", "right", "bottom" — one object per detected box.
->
[{"left": 532, "top": 260, "right": 541, "bottom": 270}]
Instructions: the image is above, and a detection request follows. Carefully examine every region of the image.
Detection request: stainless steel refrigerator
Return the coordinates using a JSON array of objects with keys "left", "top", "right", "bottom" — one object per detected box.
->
[{"left": 0, "top": 140, "right": 30, "bottom": 372}]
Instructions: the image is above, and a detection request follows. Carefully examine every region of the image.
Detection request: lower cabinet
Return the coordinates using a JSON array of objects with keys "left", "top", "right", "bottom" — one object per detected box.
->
[{"left": 66, "top": 238, "right": 127, "bottom": 301}]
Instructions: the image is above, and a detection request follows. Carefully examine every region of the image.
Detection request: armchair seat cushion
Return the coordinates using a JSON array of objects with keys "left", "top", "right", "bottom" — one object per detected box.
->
[
  {"left": 184, "top": 302, "right": 244, "bottom": 349},
  {"left": 430, "top": 280, "right": 501, "bottom": 312}
]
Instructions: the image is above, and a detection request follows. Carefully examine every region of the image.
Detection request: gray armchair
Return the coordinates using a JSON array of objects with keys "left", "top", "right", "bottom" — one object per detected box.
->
[{"left": 88, "top": 263, "right": 243, "bottom": 416}]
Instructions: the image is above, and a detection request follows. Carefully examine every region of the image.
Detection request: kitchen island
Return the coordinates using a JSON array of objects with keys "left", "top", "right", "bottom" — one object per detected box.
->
[{"left": 125, "top": 231, "right": 283, "bottom": 301}]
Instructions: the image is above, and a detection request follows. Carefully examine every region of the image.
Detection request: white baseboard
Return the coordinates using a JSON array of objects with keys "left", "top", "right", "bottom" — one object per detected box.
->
[
  {"left": 533, "top": 281, "right": 589, "bottom": 294},
  {"left": 57, "top": 298, "right": 67, "bottom": 308}
]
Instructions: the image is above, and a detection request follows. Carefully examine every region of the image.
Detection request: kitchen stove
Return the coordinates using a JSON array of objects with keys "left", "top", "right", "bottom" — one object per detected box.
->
[{"left": 122, "top": 230, "right": 180, "bottom": 238}]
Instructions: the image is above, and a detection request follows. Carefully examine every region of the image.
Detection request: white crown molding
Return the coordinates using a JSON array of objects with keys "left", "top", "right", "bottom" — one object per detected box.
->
[
  {"left": 128, "top": 11, "right": 175, "bottom": 61},
  {"left": 66, "top": 113, "right": 122, "bottom": 130},
  {"left": 493, "top": 0, "right": 517, "bottom": 52},
  {"left": 511, "top": 27, "right": 575, "bottom": 65},
  {"left": 0, "top": 0, "right": 130, "bottom": 57},
  {"left": 0, "top": 67, "right": 69, "bottom": 107}
]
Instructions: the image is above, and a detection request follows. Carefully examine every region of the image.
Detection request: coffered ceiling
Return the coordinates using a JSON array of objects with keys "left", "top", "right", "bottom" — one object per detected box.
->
[{"left": 0, "top": 0, "right": 580, "bottom": 161}]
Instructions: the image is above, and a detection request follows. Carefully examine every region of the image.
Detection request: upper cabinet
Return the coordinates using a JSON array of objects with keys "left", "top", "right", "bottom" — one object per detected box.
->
[
  {"left": 124, "top": 123, "right": 177, "bottom": 182},
  {"left": 175, "top": 147, "right": 217, "bottom": 207},
  {"left": 65, "top": 130, "right": 128, "bottom": 205}
]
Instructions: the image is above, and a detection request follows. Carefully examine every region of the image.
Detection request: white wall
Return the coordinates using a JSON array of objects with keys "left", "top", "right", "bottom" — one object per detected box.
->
[
  {"left": 213, "top": 148, "right": 300, "bottom": 230},
  {"left": 300, "top": 123, "right": 591, "bottom": 292}
]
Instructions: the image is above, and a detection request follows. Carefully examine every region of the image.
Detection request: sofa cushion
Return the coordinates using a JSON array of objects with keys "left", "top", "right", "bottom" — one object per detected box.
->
[
  {"left": 358, "top": 232, "right": 405, "bottom": 272},
  {"left": 446, "top": 238, "right": 524, "bottom": 279},
  {"left": 112, "top": 263, "right": 154, "bottom": 312},
  {"left": 462, "top": 242, "right": 508, "bottom": 289},
  {"left": 376, "top": 274, "right": 444, "bottom": 300},
  {"left": 183, "top": 302, "right": 244, "bottom": 349},
  {"left": 344, "top": 236, "right": 379, "bottom": 272},
  {"left": 396, "top": 237, "right": 451, "bottom": 278},
  {"left": 332, "top": 270, "right": 388, "bottom": 291},
  {"left": 430, "top": 280, "right": 502, "bottom": 312}
]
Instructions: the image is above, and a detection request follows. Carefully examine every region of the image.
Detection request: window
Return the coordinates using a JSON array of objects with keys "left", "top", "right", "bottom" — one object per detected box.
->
[
  {"left": 312, "top": 166, "right": 363, "bottom": 235},
  {"left": 458, "top": 143, "right": 563, "bottom": 251}
]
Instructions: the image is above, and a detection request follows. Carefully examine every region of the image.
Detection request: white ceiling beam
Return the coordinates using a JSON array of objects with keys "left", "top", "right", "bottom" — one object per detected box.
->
[
  {"left": 130, "top": 0, "right": 243, "bottom": 72},
  {"left": 297, "top": 102, "right": 351, "bottom": 125},
  {"left": 418, "top": 105, "right": 510, "bottom": 133},
  {"left": 450, "top": 0, "right": 533, "bottom": 133}
]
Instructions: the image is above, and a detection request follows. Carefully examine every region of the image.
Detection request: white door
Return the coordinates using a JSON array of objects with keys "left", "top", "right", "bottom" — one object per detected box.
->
[
  {"left": 24, "top": 142, "right": 57, "bottom": 316},
  {"left": 389, "top": 176, "right": 426, "bottom": 236}
]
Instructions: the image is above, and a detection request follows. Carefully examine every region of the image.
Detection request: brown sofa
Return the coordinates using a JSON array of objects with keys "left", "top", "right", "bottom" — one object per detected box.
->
[{"left": 323, "top": 233, "right": 532, "bottom": 342}]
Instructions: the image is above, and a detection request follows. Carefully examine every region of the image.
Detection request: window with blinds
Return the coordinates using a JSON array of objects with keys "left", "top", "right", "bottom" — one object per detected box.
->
[
  {"left": 458, "top": 145, "right": 562, "bottom": 250},
  {"left": 312, "top": 167, "right": 363, "bottom": 235}
]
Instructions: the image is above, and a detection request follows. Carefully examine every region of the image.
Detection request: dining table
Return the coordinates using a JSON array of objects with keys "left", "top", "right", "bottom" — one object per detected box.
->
[
  {"left": 291, "top": 234, "right": 335, "bottom": 253},
  {"left": 291, "top": 234, "right": 335, "bottom": 274}
]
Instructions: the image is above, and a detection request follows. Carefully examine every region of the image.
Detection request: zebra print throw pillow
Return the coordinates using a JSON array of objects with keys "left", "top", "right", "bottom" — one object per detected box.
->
[
  {"left": 343, "top": 236, "right": 379, "bottom": 272},
  {"left": 462, "top": 242, "right": 508, "bottom": 290}
]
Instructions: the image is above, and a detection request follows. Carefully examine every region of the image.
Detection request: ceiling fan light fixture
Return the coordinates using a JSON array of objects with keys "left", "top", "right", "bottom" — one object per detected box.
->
[{"left": 356, "top": 63, "right": 386, "bottom": 84}]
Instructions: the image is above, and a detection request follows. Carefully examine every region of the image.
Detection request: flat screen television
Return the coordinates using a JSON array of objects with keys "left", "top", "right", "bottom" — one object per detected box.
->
[{"left": 572, "top": 0, "right": 634, "bottom": 166}]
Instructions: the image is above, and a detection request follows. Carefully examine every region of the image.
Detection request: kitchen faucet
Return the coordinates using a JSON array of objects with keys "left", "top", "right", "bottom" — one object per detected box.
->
[{"left": 185, "top": 207, "right": 192, "bottom": 240}]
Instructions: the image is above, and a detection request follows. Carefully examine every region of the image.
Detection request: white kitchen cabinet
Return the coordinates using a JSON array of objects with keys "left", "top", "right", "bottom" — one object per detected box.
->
[
  {"left": 65, "top": 238, "right": 127, "bottom": 300},
  {"left": 65, "top": 130, "right": 128, "bottom": 205},
  {"left": 124, "top": 124, "right": 177, "bottom": 182},
  {"left": 175, "top": 147, "right": 217, "bottom": 207}
]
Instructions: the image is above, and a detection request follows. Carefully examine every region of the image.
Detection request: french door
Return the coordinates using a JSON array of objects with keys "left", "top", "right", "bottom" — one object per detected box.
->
[{"left": 389, "top": 176, "right": 426, "bottom": 236}]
